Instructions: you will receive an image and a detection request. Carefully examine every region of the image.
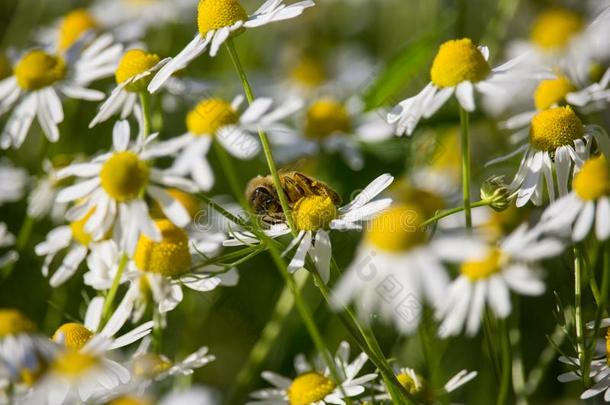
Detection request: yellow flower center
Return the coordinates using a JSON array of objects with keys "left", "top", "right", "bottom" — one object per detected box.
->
[
  {"left": 530, "top": 8, "right": 583, "bottom": 51},
  {"left": 132, "top": 353, "right": 172, "bottom": 379},
  {"left": 287, "top": 372, "right": 336, "bottom": 405},
  {"left": 397, "top": 372, "right": 422, "bottom": 395},
  {"left": 529, "top": 106, "right": 583, "bottom": 152},
  {"left": 186, "top": 98, "right": 239, "bottom": 136},
  {"left": 52, "top": 351, "right": 98, "bottom": 377},
  {"left": 0, "top": 309, "right": 36, "bottom": 337},
  {"left": 20, "top": 364, "right": 46, "bottom": 386},
  {"left": 573, "top": 156, "right": 610, "bottom": 201},
  {"left": 109, "top": 396, "right": 152, "bottom": 405},
  {"left": 197, "top": 0, "right": 248, "bottom": 35},
  {"left": 293, "top": 196, "right": 338, "bottom": 231},
  {"left": 152, "top": 188, "right": 201, "bottom": 219},
  {"left": 115, "top": 49, "right": 161, "bottom": 92},
  {"left": 533, "top": 76, "right": 575, "bottom": 110},
  {"left": 461, "top": 248, "right": 503, "bottom": 280},
  {"left": 290, "top": 57, "right": 326, "bottom": 88},
  {"left": 14, "top": 50, "right": 66, "bottom": 91},
  {"left": 69, "top": 208, "right": 96, "bottom": 245},
  {"left": 134, "top": 219, "right": 192, "bottom": 277},
  {"left": 365, "top": 204, "right": 427, "bottom": 253},
  {"left": 0, "top": 53, "right": 12, "bottom": 81},
  {"left": 100, "top": 151, "right": 150, "bottom": 202},
  {"left": 58, "top": 9, "right": 98, "bottom": 51},
  {"left": 305, "top": 98, "right": 352, "bottom": 139},
  {"left": 606, "top": 329, "right": 610, "bottom": 367},
  {"left": 430, "top": 38, "right": 490, "bottom": 88},
  {"left": 52, "top": 323, "right": 94, "bottom": 350}
]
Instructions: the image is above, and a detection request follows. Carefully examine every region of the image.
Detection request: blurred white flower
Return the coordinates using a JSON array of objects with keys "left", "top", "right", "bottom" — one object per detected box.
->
[
  {"left": 0, "top": 223, "right": 18, "bottom": 268},
  {"left": 0, "top": 158, "right": 28, "bottom": 206}
]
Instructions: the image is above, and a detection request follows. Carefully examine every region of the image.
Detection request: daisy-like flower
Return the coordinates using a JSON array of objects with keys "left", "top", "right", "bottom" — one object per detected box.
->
[
  {"left": 126, "top": 218, "right": 239, "bottom": 313},
  {"left": 51, "top": 292, "right": 153, "bottom": 353},
  {"left": 435, "top": 225, "right": 564, "bottom": 337},
  {"left": 387, "top": 38, "right": 550, "bottom": 136},
  {"left": 147, "top": 0, "right": 316, "bottom": 93},
  {"left": 332, "top": 203, "right": 450, "bottom": 334},
  {"left": 0, "top": 158, "right": 28, "bottom": 206},
  {"left": 0, "top": 39, "right": 121, "bottom": 148},
  {"left": 371, "top": 366, "right": 477, "bottom": 403},
  {"left": 28, "top": 338, "right": 131, "bottom": 405},
  {"left": 494, "top": 105, "right": 609, "bottom": 207},
  {"left": 225, "top": 173, "right": 394, "bottom": 282},
  {"left": 269, "top": 97, "right": 395, "bottom": 170},
  {"left": 156, "top": 95, "right": 300, "bottom": 190},
  {"left": 0, "top": 309, "right": 56, "bottom": 387},
  {"left": 0, "top": 223, "right": 18, "bottom": 268},
  {"left": 248, "top": 341, "right": 377, "bottom": 405},
  {"left": 55, "top": 118, "right": 197, "bottom": 254},
  {"left": 27, "top": 158, "right": 70, "bottom": 222},
  {"left": 89, "top": 49, "right": 169, "bottom": 127},
  {"left": 540, "top": 155, "right": 610, "bottom": 242}
]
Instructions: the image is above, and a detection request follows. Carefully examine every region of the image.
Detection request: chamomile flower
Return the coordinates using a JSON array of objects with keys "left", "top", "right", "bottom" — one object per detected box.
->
[
  {"left": 147, "top": 0, "right": 316, "bottom": 93},
  {"left": 28, "top": 338, "right": 131, "bottom": 405},
  {"left": 56, "top": 118, "right": 197, "bottom": 254},
  {"left": 156, "top": 96, "right": 300, "bottom": 190},
  {"left": 224, "top": 174, "right": 394, "bottom": 282},
  {"left": 332, "top": 204, "right": 451, "bottom": 334},
  {"left": 540, "top": 155, "right": 610, "bottom": 242},
  {"left": 0, "top": 224, "right": 18, "bottom": 268},
  {"left": 495, "top": 106, "right": 609, "bottom": 207},
  {"left": 248, "top": 341, "right": 377, "bottom": 405},
  {"left": 0, "top": 158, "right": 28, "bottom": 206},
  {"left": 387, "top": 38, "right": 547, "bottom": 136},
  {"left": 89, "top": 48, "right": 169, "bottom": 127},
  {"left": 0, "top": 41, "right": 120, "bottom": 148},
  {"left": 269, "top": 97, "right": 395, "bottom": 170},
  {"left": 435, "top": 225, "right": 564, "bottom": 337},
  {"left": 0, "top": 309, "right": 56, "bottom": 386}
]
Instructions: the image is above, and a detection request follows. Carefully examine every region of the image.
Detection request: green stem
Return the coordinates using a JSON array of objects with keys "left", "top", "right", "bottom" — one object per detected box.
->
[
  {"left": 459, "top": 106, "right": 472, "bottom": 230},
  {"left": 420, "top": 199, "right": 491, "bottom": 228},
  {"left": 225, "top": 39, "right": 296, "bottom": 234},
  {"left": 140, "top": 91, "right": 152, "bottom": 138},
  {"left": 573, "top": 247, "right": 588, "bottom": 386},
  {"left": 497, "top": 319, "right": 512, "bottom": 405},
  {"left": 99, "top": 253, "right": 128, "bottom": 330}
]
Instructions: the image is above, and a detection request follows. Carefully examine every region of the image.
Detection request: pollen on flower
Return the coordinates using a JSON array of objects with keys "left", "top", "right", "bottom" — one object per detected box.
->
[
  {"left": 305, "top": 98, "right": 352, "bottom": 139},
  {"left": 461, "top": 248, "right": 503, "bottom": 280},
  {"left": 58, "top": 9, "right": 98, "bottom": 51},
  {"left": 134, "top": 219, "right": 192, "bottom": 277},
  {"left": 0, "top": 309, "right": 36, "bottom": 337},
  {"left": 287, "top": 372, "right": 336, "bottom": 405},
  {"left": 534, "top": 76, "right": 575, "bottom": 110},
  {"left": 115, "top": 49, "right": 161, "bottom": 92},
  {"left": 197, "top": 0, "right": 248, "bottom": 35},
  {"left": 52, "top": 351, "right": 98, "bottom": 377},
  {"left": 430, "top": 38, "right": 490, "bottom": 88},
  {"left": 186, "top": 98, "right": 239, "bottom": 136},
  {"left": 530, "top": 8, "right": 583, "bottom": 51},
  {"left": 132, "top": 353, "right": 172, "bottom": 379},
  {"left": 290, "top": 57, "right": 326, "bottom": 88},
  {"left": 293, "top": 195, "right": 338, "bottom": 231},
  {"left": 14, "top": 50, "right": 66, "bottom": 91},
  {"left": 70, "top": 208, "right": 97, "bottom": 245},
  {"left": 52, "top": 323, "right": 94, "bottom": 350},
  {"left": 109, "top": 396, "right": 153, "bottom": 405},
  {"left": 100, "top": 151, "right": 150, "bottom": 202},
  {"left": 365, "top": 204, "right": 427, "bottom": 253},
  {"left": 573, "top": 156, "right": 610, "bottom": 201},
  {"left": 529, "top": 106, "right": 584, "bottom": 152}
]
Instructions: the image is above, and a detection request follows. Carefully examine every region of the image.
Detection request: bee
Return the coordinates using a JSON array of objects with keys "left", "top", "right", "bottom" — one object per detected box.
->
[{"left": 246, "top": 171, "right": 342, "bottom": 224}]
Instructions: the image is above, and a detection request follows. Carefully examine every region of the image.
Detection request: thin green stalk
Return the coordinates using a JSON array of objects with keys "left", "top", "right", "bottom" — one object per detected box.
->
[
  {"left": 573, "top": 247, "right": 588, "bottom": 386},
  {"left": 227, "top": 272, "right": 309, "bottom": 405},
  {"left": 484, "top": 311, "right": 502, "bottom": 382},
  {"left": 99, "top": 253, "right": 128, "bottom": 330},
  {"left": 459, "top": 106, "right": 472, "bottom": 229},
  {"left": 140, "top": 92, "right": 152, "bottom": 138},
  {"left": 497, "top": 319, "right": 512, "bottom": 405},
  {"left": 420, "top": 199, "right": 491, "bottom": 228},
  {"left": 225, "top": 39, "right": 296, "bottom": 234}
]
